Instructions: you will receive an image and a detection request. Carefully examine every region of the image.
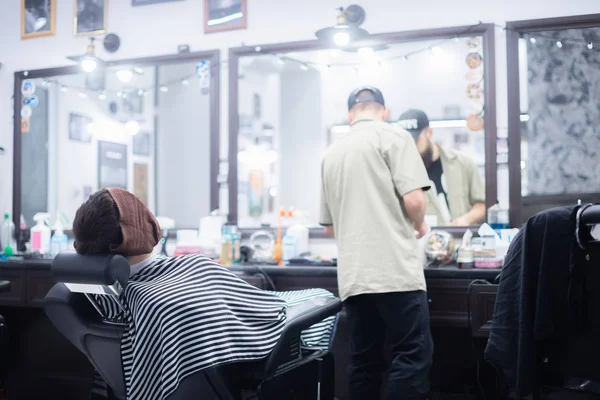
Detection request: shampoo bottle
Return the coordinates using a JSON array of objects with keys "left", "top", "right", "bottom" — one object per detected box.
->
[
  {"left": 51, "top": 219, "right": 69, "bottom": 256},
  {"left": 31, "top": 213, "right": 51, "bottom": 255},
  {"left": 0, "top": 212, "right": 15, "bottom": 256}
]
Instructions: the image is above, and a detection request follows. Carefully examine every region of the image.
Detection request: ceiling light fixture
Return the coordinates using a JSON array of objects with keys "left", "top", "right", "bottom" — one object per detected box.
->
[
  {"left": 529, "top": 37, "right": 536, "bottom": 44},
  {"left": 315, "top": 5, "right": 368, "bottom": 47},
  {"left": 300, "top": 63, "right": 309, "bottom": 71},
  {"left": 588, "top": 42, "right": 594, "bottom": 50},
  {"left": 116, "top": 69, "right": 134, "bottom": 83},
  {"left": 125, "top": 120, "right": 140, "bottom": 136},
  {"left": 159, "top": 85, "right": 169, "bottom": 93},
  {"left": 67, "top": 37, "right": 103, "bottom": 73},
  {"left": 556, "top": 40, "right": 563, "bottom": 48}
]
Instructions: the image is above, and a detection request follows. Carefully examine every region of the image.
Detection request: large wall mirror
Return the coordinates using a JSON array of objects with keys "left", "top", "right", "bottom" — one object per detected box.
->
[
  {"left": 13, "top": 51, "right": 220, "bottom": 231},
  {"left": 229, "top": 24, "right": 497, "bottom": 230},
  {"left": 507, "top": 14, "right": 600, "bottom": 226}
]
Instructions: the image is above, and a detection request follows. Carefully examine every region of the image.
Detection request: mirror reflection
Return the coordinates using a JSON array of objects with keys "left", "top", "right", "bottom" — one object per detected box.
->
[
  {"left": 237, "top": 37, "right": 487, "bottom": 228},
  {"left": 518, "top": 27, "right": 600, "bottom": 196},
  {"left": 20, "top": 59, "right": 214, "bottom": 230}
]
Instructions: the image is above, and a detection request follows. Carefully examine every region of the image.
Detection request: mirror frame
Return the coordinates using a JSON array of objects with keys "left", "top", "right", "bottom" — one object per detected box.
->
[
  {"left": 228, "top": 24, "right": 498, "bottom": 226},
  {"left": 12, "top": 50, "right": 221, "bottom": 233},
  {"left": 506, "top": 14, "right": 600, "bottom": 227}
]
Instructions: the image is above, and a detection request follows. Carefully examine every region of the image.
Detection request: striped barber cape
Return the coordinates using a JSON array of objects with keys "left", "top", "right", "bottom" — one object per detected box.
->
[{"left": 90, "top": 254, "right": 336, "bottom": 400}]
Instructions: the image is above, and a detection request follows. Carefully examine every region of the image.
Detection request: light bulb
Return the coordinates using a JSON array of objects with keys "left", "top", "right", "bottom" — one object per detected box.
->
[
  {"left": 159, "top": 86, "right": 168, "bottom": 93},
  {"left": 81, "top": 57, "right": 97, "bottom": 73},
  {"left": 529, "top": 37, "right": 536, "bottom": 44},
  {"left": 125, "top": 120, "right": 140, "bottom": 136},
  {"left": 116, "top": 69, "right": 134, "bottom": 83},
  {"left": 181, "top": 79, "right": 190, "bottom": 86},
  {"left": 588, "top": 42, "right": 594, "bottom": 50},
  {"left": 98, "top": 92, "right": 106, "bottom": 100},
  {"left": 556, "top": 40, "right": 563, "bottom": 48},
  {"left": 333, "top": 31, "right": 350, "bottom": 46}
]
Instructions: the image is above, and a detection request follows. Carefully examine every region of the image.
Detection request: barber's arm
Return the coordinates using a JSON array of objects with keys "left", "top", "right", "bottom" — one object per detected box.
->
[
  {"left": 319, "top": 164, "right": 335, "bottom": 238},
  {"left": 450, "top": 159, "right": 486, "bottom": 226},
  {"left": 387, "top": 134, "right": 431, "bottom": 238}
]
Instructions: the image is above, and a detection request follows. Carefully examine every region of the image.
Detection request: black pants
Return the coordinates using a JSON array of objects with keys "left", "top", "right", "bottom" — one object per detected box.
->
[{"left": 344, "top": 290, "right": 433, "bottom": 400}]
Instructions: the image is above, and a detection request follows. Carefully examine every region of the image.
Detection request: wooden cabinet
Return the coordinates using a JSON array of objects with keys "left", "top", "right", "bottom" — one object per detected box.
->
[
  {"left": 427, "top": 278, "right": 474, "bottom": 328},
  {"left": 468, "top": 284, "right": 498, "bottom": 337},
  {"left": 0, "top": 268, "right": 27, "bottom": 307}
]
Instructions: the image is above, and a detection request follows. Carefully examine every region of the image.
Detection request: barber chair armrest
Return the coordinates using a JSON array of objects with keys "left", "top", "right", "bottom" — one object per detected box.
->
[
  {"left": 52, "top": 251, "right": 131, "bottom": 290},
  {"left": 0, "top": 280, "right": 9, "bottom": 293},
  {"left": 44, "top": 283, "right": 125, "bottom": 355},
  {"left": 263, "top": 296, "right": 342, "bottom": 375}
]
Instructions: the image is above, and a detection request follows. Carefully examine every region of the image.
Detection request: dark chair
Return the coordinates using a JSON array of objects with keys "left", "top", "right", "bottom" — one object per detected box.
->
[
  {"left": 0, "top": 280, "right": 9, "bottom": 397},
  {"left": 44, "top": 252, "right": 342, "bottom": 400}
]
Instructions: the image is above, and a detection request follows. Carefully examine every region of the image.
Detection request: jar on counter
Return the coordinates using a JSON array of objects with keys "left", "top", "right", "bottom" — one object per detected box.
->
[{"left": 457, "top": 247, "right": 474, "bottom": 269}]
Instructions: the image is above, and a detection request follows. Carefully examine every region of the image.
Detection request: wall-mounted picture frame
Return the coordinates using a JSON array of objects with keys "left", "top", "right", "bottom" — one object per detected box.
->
[
  {"left": 133, "top": 132, "right": 152, "bottom": 156},
  {"left": 74, "top": 0, "right": 107, "bottom": 36},
  {"left": 132, "top": 0, "right": 183, "bottom": 5},
  {"left": 21, "top": 0, "right": 56, "bottom": 40},
  {"left": 98, "top": 140, "right": 128, "bottom": 189},
  {"left": 123, "top": 93, "right": 144, "bottom": 115},
  {"left": 204, "top": 0, "right": 247, "bottom": 34},
  {"left": 68, "top": 113, "right": 93, "bottom": 143}
]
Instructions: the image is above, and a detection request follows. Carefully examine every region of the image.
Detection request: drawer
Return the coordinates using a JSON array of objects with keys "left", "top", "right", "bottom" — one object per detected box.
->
[
  {"left": 26, "top": 270, "right": 55, "bottom": 307},
  {"left": 0, "top": 269, "right": 27, "bottom": 307},
  {"left": 468, "top": 284, "right": 498, "bottom": 337},
  {"left": 426, "top": 279, "right": 473, "bottom": 328}
]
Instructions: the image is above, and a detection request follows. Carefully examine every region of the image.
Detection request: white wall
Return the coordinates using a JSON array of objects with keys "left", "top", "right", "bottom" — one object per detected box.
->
[{"left": 1, "top": 0, "right": 598, "bottom": 217}]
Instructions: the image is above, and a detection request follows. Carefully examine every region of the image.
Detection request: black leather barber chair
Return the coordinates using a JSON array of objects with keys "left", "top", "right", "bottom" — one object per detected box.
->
[{"left": 44, "top": 253, "right": 342, "bottom": 400}]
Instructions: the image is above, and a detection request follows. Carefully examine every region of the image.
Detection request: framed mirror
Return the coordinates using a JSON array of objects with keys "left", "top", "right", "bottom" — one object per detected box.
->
[
  {"left": 506, "top": 14, "right": 600, "bottom": 226},
  {"left": 228, "top": 24, "right": 497, "bottom": 231},
  {"left": 13, "top": 50, "right": 220, "bottom": 232}
]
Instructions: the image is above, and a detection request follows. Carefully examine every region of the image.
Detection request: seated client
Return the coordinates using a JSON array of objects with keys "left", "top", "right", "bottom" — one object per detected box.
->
[{"left": 72, "top": 188, "right": 335, "bottom": 400}]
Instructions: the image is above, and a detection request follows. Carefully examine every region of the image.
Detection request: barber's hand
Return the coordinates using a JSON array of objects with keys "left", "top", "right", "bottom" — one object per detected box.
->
[
  {"left": 450, "top": 216, "right": 471, "bottom": 226},
  {"left": 414, "top": 221, "right": 429, "bottom": 239}
]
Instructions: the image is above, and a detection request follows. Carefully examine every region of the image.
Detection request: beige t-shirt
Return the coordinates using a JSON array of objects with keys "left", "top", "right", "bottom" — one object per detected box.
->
[{"left": 320, "top": 119, "right": 431, "bottom": 301}]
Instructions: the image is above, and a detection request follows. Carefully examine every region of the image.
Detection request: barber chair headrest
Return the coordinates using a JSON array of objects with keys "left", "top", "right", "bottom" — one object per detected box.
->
[{"left": 52, "top": 251, "right": 131, "bottom": 295}]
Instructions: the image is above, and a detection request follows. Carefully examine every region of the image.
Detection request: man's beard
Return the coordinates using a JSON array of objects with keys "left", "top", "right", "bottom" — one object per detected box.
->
[{"left": 420, "top": 143, "right": 434, "bottom": 168}]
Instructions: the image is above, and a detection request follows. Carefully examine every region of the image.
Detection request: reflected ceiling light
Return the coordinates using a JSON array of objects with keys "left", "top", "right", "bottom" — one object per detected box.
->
[
  {"left": 117, "top": 91, "right": 124, "bottom": 98},
  {"left": 116, "top": 69, "right": 134, "bottom": 83},
  {"left": 402, "top": 55, "right": 408, "bottom": 62},
  {"left": 300, "top": 63, "right": 309, "bottom": 71},
  {"left": 269, "top": 187, "right": 278, "bottom": 197},
  {"left": 238, "top": 148, "right": 278, "bottom": 166},
  {"left": 86, "top": 123, "right": 95, "bottom": 134},
  {"left": 33, "top": 17, "right": 48, "bottom": 31},
  {"left": 181, "top": 79, "right": 190, "bottom": 86},
  {"left": 315, "top": 5, "right": 368, "bottom": 47},
  {"left": 431, "top": 46, "right": 443, "bottom": 56},
  {"left": 556, "top": 40, "right": 563, "bottom": 48},
  {"left": 159, "top": 85, "right": 169, "bottom": 93},
  {"left": 588, "top": 42, "right": 594, "bottom": 50},
  {"left": 207, "top": 12, "right": 243, "bottom": 27},
  {"left": 357, "top": 47, "right": 374, "bottom": 56},
  {"left": 529, "top": 37, "right": 536, "bottom": 44},
  {"left": 78, "top": 91, "right": 88, "bottom": 98},
  {"left": 67, "top": 37, "right": 103, "bottom": 73},
  {"left": 133, "top": 67, "right": 144, "bottom": 74},
  {"left": 60, "top": 86, "right": 68, "bottom": 93},
  {"left": 137, "top": 89, "right": 145, "bottom": 96},
  {"left": 98, "top": 92, "right": 106, "bottom": 100},
  {"left": 125, "top": 120, "right": 140, "bottom": 136}
]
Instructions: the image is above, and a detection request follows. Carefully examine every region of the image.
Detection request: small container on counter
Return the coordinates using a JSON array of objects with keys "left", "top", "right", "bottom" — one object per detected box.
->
[{"left": 457, "top": 247, "right": 474, "bottom": 269}]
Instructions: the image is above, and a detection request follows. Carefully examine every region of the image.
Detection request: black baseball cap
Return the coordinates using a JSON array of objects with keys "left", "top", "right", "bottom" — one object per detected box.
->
[
  {"left": 397, "top": 109, "right": 430, "bottom": 140},
  {"left": 347, "top": 86, "right": 386, "bottom": 111}
]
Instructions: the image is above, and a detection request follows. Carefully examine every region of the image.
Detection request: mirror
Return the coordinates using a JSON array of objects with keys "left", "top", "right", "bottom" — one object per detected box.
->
[
  {"left": 509, "top": 23, "right": 600, "bottom": 223},
  {"left": 17, "top": 53, "right": 219, "bottom": 230},
  {"left": 233, "top": 29, "right": 496, "bottom": 229}
]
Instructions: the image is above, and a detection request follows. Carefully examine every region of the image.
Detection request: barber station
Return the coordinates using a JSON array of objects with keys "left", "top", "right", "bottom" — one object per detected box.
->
[{"left": 1, "top": 3, "right": 600, "bottom": 400}]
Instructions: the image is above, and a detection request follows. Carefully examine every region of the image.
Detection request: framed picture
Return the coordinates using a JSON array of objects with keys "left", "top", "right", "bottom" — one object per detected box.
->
[
  {"left": 204, "top": 0, "right": 247, "bottom": 34},
  {"left": 134, "top": 163, "right": 149, "bottom": 205},
  {"left": 123, "top": 93, "right": 144, "bottom": 115},
  {"left": 21, "top": 0, "right": 56, "bottom": 40},
  {"left": 132, "top": 0, "right": 182, "bottom": 5},
  {"left": 69, "top": 113, "right": 93, "bottom": 143},
  {"left": 74, "top": 0, "right": 107, "bottom": 36},
  {"left": 133, "top": 132, "right": 152, "bottom": 156},
  {"left": 98, "top": 141, "right": 128, "bottom": 189}
]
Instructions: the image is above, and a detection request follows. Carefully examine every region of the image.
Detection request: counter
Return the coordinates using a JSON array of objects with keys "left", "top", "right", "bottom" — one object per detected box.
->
[{"left": 0, "top": 259, "right": 501, "bottom": 399}]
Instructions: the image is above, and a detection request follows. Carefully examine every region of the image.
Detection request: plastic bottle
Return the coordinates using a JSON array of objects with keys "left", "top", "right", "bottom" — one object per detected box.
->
[
  {"left": 31, "top": 213, "right": 52, "bottom": 255},
  {"left": 231, "top": 226, "right": 241, "bottom": 265},
  {"left": 282, "top": 234, "right": 298, "bottom": 265},
  {"left": 286, "top": 210, "right": 310, "bottom": 256},
  {"left": 51, "top": 219, "right": 69, "bottom": 256},
  {"left": 487, "top": 203, "right": 510, "bottom": 233},
  {"left": 0, "top": 212, "right": 16, "bottom": 256},
  {"left": 220, "top": 225, "right": 233, "bottom": 266}
]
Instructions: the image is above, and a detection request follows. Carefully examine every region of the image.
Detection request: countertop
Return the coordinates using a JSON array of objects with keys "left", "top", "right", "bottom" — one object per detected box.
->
[{"left": 0, "top": 258, "right": 502, "bottom": 280}]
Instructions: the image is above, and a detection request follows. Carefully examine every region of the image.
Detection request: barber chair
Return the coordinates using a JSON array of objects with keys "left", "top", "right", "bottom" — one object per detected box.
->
[{"left": 44, "top": 253, "right": 342, "bottom": 400}]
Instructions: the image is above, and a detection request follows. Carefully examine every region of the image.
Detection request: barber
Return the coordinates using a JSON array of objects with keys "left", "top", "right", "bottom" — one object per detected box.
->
[
  {"left": 320, "top": 87, "right": 433, "bottom": 400},
  {"left": 397, "top": 109, "right": 485, "bottom": 226}
]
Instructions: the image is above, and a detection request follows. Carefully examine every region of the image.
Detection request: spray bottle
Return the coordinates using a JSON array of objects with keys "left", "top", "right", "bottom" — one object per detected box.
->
[
  {"left": 31, "top": 213, "right": 51, "bottom": 255},
  {"left": 51, "top": 219, "right": 69, "bottom": 256}
]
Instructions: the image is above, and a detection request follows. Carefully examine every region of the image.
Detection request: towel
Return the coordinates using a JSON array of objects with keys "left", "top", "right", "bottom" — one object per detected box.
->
[{"left": 106, "top": 188, "right": 161, "bottom": 256}]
